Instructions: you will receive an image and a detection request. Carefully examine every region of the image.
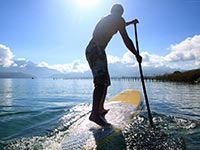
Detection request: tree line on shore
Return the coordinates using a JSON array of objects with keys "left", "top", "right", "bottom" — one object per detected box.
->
[{"left": 154, "top": 69, "right": 200, "bottom": 83}]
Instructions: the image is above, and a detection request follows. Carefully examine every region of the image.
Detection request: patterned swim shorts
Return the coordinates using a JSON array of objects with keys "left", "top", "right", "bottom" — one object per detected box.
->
[{"left": 86, "top": 42, "right": 111, "bottom": 86}]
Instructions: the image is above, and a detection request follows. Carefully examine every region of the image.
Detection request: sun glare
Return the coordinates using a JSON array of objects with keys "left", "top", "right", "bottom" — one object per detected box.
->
[{"left": 75, "top": 0, "right": 99, "bottom": 7}]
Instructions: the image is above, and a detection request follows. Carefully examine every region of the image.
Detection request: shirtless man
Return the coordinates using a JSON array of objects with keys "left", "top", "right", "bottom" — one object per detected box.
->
[{"left": 86, "top": 4, "right": 142, "bottom": 126}]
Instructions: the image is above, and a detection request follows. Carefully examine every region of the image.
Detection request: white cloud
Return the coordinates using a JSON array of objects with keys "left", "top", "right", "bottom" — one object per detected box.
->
[
  {"left": 107, "top": 55, "right": 120, "bottom": 64},
  {"left": 0, "top": 44, "right": 14, "bottom": 67},
  {"left": 19, "top": 64, "right": 27, "bottom": 68},
  {"left": 38, "top": 62, "right": 70, "bottom": 72},
  {"left": 195, "top": 60, "right": 200, "bottom": 67},
  {"left": 38, "top": 59, "right": 90, "bottom": 73},
  {"left": 71, "top": 60, "right": 89, "bottom": 73},
  {"left": 119, "top": 35, "right": 200, "bottom": 69},
  {"left": 12, "top": 63, "right": 18, "bottom": 67},
  {"left": 17, "top": 58, "right": 27, "bottom": 61},
  {"left": 141, "top": 52, "right": 165, "bottom": 67},
  {"left": 165, "top": 35, "right": 200, "bottom": 67},
  {"left": 122, "top": 51, "right": 136, "bottom": 64},
  {"left": 121, "top": 51, "right": 165, "bottom": 68},
  {"left": 38, "top": 62, "right": 52, "bottom": 68}
]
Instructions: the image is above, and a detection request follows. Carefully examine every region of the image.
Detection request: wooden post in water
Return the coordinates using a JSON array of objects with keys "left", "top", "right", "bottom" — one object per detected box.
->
[{"left": 134, "top": 23, "right": 154, "bottom": 127}]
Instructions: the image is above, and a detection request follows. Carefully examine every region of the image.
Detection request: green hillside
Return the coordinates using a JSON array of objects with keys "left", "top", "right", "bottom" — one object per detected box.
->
[{"left": 155, "top": 69, "right": 200, "bottom": 83}]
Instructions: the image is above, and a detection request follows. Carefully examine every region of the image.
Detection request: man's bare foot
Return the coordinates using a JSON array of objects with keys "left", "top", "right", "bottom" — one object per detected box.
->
[
  {"left": 89, "top": 113, "right": 111, "bottom": 126},
  {"left": 99, "top": 109, "right": 110, "bottom": 116}
]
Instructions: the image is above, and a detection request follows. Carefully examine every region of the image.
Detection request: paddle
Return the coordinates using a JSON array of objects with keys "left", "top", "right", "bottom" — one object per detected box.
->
[{"left": 134, "top": 23, "right": 154, "bottom": 127}]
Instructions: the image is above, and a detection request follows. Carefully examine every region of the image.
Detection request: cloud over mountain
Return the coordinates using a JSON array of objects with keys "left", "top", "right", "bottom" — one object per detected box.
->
[
  {"left": 120, "top": 35, "right": 200, "bottom": 70},
  {"left": 38, "top": 59, "right": 89, "bottom": 73},
  {"left": 0, "top": 44, "right": 14, "bottom": 67},
  {"left": 0, "top": 34, "right": 199, "bottom": 78},
  {"left": 165, "top": 35, "right": 200, "bottom": 67}
]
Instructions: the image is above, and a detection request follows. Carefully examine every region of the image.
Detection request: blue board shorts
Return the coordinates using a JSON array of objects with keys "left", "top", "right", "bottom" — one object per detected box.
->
[{"left": 86, "top": 42, "right": 111, "bottom": 86}]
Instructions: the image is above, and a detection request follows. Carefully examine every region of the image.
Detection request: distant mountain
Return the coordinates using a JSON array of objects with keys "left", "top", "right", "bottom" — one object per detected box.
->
[
  {"left": 0, "top": 60, "right": 60, "bottom": 78},
  {"left": 50, "top": 71, "right": 92, "bottom": 78},
  {"left": 0, "top": 72, "right": 36, "bottom": 78},
  {"left": 109, "top": 62, "right": 178, "bottom": 77}
]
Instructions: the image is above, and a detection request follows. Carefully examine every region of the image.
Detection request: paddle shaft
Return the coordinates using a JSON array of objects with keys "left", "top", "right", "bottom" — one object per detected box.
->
[{"left": 134, "top": 23, "right": 154, "bottom": 127}]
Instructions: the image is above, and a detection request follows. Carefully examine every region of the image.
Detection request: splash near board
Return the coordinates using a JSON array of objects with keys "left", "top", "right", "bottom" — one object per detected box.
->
[{"left": 61, "top": 90, "right": 142, "bottom": 149}]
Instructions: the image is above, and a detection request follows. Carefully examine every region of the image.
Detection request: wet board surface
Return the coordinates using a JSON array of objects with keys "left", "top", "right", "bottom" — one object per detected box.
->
[{"left": 61, "top": 90, "right": 142, "bottom": 150}]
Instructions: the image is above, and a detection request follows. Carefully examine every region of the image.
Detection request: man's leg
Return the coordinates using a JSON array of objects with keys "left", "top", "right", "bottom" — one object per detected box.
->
[
  {"left": 89, "top": 84, "right": 110, "bottom": 126},
  {"left": 99, "top": 86, "right": 109, "bottom": 115}
]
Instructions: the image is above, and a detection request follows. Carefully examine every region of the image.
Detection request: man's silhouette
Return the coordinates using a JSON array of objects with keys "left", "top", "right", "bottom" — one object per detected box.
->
[{"left": 86, "top": 4, "right": 142, "bottom": 126}]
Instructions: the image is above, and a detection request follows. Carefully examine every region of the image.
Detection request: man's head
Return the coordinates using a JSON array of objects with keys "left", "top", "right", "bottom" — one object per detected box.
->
[{"left": 110, "top": 4, "right": 124, "bottom": 16}]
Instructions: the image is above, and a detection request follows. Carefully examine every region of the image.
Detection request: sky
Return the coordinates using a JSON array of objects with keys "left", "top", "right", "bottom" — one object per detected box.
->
[{"left": 0, "top": 0, "right": 200, "bottom": 73}]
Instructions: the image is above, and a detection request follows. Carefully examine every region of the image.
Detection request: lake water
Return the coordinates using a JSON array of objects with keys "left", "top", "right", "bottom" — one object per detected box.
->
[{"left": 0, "top": 78, "right": 200, "bottom": 150}]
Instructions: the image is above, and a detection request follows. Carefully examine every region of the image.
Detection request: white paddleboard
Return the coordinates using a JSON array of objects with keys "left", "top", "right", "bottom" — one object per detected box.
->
[{"left": 61, "top": 90, "right": 142, "bottom": 150}]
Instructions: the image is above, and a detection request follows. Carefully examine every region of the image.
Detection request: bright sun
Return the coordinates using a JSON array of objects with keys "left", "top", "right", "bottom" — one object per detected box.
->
[{"left": 75, "top": 0, "right": 99, "bottom": 7}]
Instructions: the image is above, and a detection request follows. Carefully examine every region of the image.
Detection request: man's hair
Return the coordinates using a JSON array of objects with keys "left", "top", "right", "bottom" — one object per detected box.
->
[{"left": 110, "top": 4, "right": 124, "bottom": 15}]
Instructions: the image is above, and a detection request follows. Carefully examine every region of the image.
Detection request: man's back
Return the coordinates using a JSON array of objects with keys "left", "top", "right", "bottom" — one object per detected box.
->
[{"left": 92, "top": 14, "right": 125, "bottom": 48}]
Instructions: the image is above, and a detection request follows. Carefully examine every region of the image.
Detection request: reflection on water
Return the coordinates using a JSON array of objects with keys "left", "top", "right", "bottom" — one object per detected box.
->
[
  {"left": 0, "top": 79, "right": 13, "bottom": 111},
  {"left": 145, "top": 81, "right": 200, "bottom": 120}
]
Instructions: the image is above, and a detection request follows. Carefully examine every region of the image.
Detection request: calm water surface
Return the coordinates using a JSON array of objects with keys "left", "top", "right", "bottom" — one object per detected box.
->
[{"left": 0, "top": 78, "right": 199, "bottom": 150}]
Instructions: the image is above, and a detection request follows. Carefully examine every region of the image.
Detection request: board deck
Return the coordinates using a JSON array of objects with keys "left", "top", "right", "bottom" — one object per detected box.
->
[{"left": 61, "top": 90, "right": 142, "bottom": 150}]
